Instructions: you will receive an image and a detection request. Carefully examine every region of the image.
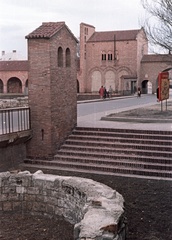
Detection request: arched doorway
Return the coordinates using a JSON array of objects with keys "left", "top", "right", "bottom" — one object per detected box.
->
[
  {"left": 141, "top": 80, "right": 148, "bottom": 94},
  {"left": 7, "top": 77, "right": 22, "bottom": 93}
]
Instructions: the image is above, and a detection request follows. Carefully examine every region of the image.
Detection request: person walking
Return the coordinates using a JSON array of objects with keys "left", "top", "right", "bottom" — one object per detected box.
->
[
  {"left": 99, "top": 86, "right": 104, "bottom": 99},
  {"left": 103, "top": 87, "right": 107, "bottom": 99},
  {"left": 137, "top": 87, "right": 141, "bottom": 97}
]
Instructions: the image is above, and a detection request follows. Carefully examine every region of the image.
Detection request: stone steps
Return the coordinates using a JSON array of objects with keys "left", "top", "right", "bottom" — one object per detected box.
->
[
  {"left": 59, "top": 145, "right": 172, "bottom": 158},
  {"left": 24, "top": 156, "right": 172, "bottom": 171},
  {"left": 64, "top": 139, "right": 172, "bottom": 152},
  {"left": 21, "top": 127, "right": 172, "bottom": 180},
  {"left": 68, "top": 134, "right": 172, "bottom": 145}
]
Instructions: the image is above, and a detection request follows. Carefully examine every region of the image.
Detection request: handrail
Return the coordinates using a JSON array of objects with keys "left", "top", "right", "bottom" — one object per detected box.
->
[{"left": 0, "top": 107, "right": 31, "bottom": 135}]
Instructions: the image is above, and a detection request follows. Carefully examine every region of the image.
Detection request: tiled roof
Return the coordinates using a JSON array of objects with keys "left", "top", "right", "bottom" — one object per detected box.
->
[
  {"left": 25, "top": 22, "right": 78, "bottom": 42},
  {"left": 0, "top": 61, "right": 29, "bottom": 71},
  {"left": 141, "top": 54, "right": 172, "bottom": 63},
  {"left": 26, "top": 22, "right": 65, "bottom": 39},
  {"left": 87, "top": 29, "right": 140, "bottom": 42}
]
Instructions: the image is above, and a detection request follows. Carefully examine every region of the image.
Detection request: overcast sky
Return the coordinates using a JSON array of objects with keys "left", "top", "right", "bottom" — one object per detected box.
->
[{"left": 0, "top": 0, "right": 145, "bottom": 59}]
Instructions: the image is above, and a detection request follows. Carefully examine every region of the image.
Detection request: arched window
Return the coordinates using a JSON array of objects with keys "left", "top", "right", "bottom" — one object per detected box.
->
[
  {"left": 65, "top": 48, "right": 71, "bottom": 67},
  {"left": 58, "top": 47, "right": 63, "bottom": 67},
  {"left": 101, "top": 51, "right": 106, "bottom": 61},
  {"left": 108, "top": 51, "right": 113, "bottom": 61}
]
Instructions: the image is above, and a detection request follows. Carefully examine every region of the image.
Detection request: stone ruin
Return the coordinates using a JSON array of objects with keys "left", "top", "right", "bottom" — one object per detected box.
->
[{"left": 0, "top": 170, "right": 127, "bottom": 240}]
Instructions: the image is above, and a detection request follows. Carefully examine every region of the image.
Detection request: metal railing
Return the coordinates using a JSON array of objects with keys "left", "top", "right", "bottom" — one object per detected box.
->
[{"left": 0, "top": 107, "right": 31, "bottom": 135}]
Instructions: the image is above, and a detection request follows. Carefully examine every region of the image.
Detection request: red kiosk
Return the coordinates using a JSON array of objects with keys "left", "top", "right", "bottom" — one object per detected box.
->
[{"left": 157, "top": 71, "right": 169, "bottom": 110}]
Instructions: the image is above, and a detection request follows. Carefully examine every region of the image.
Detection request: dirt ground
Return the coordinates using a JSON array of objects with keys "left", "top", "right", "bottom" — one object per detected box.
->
[
  {"left": 0, "top": 213, "right": 74, "bottom": 240},
  {"left": 0, "top": 173, "right": 171, "bottom": 240}
]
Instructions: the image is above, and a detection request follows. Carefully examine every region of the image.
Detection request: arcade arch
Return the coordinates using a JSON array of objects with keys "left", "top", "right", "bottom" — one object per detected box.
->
[
  {"left": 91, "top": 70, "right": 102, "bottom": 92},
  {"left": 0, "top": 79, "right": 3, "bottom": 93},
  {"left": 7, "top": 77, "right": 22, "bottom": 93},
  {"left": 105, "top": 70, "right": 115, "bottom": 91}
]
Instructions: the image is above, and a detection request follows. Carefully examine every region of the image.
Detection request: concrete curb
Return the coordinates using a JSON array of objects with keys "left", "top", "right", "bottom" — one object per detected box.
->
[{"left": 101, "top": 116, "right": 172, "bottom": 123}]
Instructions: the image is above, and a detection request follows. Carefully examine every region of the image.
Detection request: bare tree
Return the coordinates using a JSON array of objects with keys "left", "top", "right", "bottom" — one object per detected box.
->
[{"left": 141, "top": 0, "right": 172, "bottom": 54}]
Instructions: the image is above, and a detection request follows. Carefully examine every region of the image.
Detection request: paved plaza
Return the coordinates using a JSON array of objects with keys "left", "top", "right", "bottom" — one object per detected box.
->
[{"left": 77, "top": 96, "right": 172, "bottom": 132}]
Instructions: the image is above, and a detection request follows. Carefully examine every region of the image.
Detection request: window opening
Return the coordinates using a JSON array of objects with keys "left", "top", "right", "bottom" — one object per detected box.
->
[
  {"left": 66, "top": 48, "right": 71, "bottom": 67},
  {"left": 58, "top": 47, "right": 63, "bottom": 67}
]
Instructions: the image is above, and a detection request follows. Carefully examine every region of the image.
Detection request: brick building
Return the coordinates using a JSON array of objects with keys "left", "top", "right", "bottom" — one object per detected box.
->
[
  {"left": 77, "top": 22, "right": 172, "bottom": 95},
  {"left": 0, "top": 22, "right": 172, "bottom": 96}
]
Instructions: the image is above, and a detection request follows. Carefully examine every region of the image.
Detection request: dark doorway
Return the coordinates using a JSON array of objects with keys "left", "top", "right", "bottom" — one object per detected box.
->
[{"left": 141, "top": 80, "right": 148, "bottom": 94}]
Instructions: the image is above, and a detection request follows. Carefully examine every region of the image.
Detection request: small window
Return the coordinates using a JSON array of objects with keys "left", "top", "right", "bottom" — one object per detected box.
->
[
  {"left": 84, "top": 27, "right": 88, "bottom": 35},
  {"left": 102, "top": 54, "right": 106, "bottom": 61},
  {"left": 108, "top": 54, "right": 113, "bottom": 61},
  {"left": 66, "top": 48, "right": 71, "bottom": 67},
  {"left": 58, "top": 47, "right": 63, "bottom": 67}
]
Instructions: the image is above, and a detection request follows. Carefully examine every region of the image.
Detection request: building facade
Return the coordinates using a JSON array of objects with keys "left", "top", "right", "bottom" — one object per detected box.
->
[
  {"left": 77, "top": 22, "right": 172, "bottom": 94},
  {"left": 77, "top": 22, "right": 148, "bottom": 95},
  {"left": 0, "top": 22, "right": 172, "bottom": 96}
]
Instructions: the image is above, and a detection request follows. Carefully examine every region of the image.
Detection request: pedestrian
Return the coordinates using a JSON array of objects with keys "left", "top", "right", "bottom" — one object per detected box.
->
[
  {"left": 103, "top": 87, "right": 107, "bottom": 99},
  {"left": 99, "top": 86, "right": 104, "bottom": 99},
  {"left": 137, "top": 87, "right": 141, "bottom": 97},
  {"left": 157, "top": 86, "right": 159, "bottom": 102}
]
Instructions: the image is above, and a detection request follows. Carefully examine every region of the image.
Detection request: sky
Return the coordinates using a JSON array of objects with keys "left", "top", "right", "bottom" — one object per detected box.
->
[{"left": 0, "top": 0, "right": 146, "bottom": 59}]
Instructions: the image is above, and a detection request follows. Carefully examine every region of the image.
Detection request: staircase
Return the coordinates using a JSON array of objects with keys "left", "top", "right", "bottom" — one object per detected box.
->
[{"left": 21, "top": 127, "right": 172, "bottom": 180}]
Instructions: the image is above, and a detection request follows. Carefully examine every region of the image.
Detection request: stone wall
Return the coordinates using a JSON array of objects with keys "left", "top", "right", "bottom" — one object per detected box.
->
[
  {"left": 0, "top": 97, "right": 28, "bottom": 109},
  {"left": 0, "top": 170, "right": 127, "bottom": 240}
]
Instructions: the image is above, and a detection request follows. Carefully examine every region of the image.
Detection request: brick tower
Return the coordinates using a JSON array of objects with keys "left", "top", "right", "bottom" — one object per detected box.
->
[{"left": 25, "top": 22, "right": 78, "bottom": 158}]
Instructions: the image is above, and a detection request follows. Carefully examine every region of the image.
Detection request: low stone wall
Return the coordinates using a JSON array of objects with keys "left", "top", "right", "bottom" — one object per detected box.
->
[
  {"left": 0, "top": 170, "right": 127, "bottom": 240},
  {"left": 0, "top": 97, "right": 28, "bottom": 109}
]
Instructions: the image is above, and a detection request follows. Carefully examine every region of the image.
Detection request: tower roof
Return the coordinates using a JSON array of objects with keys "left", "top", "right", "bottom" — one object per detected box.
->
[{"left": 25, "top": 22, "right": 78, "bottom": 42}]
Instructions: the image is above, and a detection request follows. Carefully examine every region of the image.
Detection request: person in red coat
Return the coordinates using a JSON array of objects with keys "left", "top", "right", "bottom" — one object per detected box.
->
[{"left": 99, "top": 86, "right": 104, "bottom": 99}]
